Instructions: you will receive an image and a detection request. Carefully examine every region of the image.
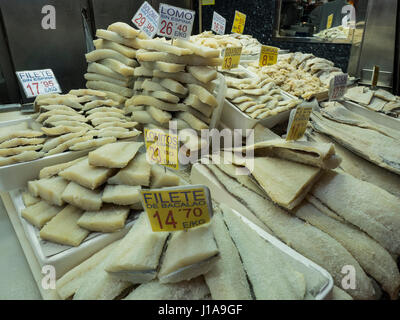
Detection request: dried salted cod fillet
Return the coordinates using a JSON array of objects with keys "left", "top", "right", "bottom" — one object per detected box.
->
[
  {"left": 222, "top": 205, "right": 306, "bottom": 300},
  {"left": 136, "top": 49, "right": 222, "bottom": 66},
  {"left": 22, "top": 191, "right": 40, "bottom": 207},
  {"left": 35, "top": 176, "right": 69, "bottom": 206},
  {"left": 126, "top": 95, "right": 187, "bottom": 112},
  {"left": 187, "top": 84, "right": 217, "bottom": 108},
  {"left": 86, "top": 106, "right": 124, "bottom": 115},
  {"left": 59, "top": 158, "right": 115, "bottom": 190},
  {"left": 86, "top": 80, "right": 133, "bottom": 98},
  {"left": 344, "top": 86, "right": 373, "bottom": 105},
  {"left": 374, "top": 89, "right": 396, "bottom": 102},
  {"left": 39, "top": 156, "right": 87, "bottom": 179},
  {"left": 174, "top": 38, "right": 220, "bottom": 58},
  {"left": 41, "top": 126, "right": 86, "bottom": 136},
  {"left": 136, "top": 39, "right": 192, "bottom": 55},
  {"left": 107, "top": 22, "right": 142, "bottom": 39},
  {"left": 176, "top": 112, "right": 208, "bottom": 131},
  {"left": 69, "top": 89, "right": 107, "bottom": 97},
  {"left": 36, "top": 110, "right": 80, "bottom": 123},
  {"left": 203, "top": 164, "right": 375, "bottom": 300},
  {"left": 183, "top": 94, "right": 213, "bottom": 117},
  {"left": 187, "top": 66, "right": 218, "bottom": 84},
  {"left": 85, "top": 49, "right": 136, "bottom": 67},
  {"left": 84, "top": 73, "right": 131, "bottom": 87},
  {"left": 140, "top": 61, "right": 186, "bottom": 73},
  {"left": 77, "top": 205, "right": 129, "bottom": 233},
  {"left": 96, "top": 29, "right": 140, "bottom": 48},
  {"left": 42, "top": 131, "right": 86, "bottom": 153},
  {"left": 95, "top": 121, "right": 138, "bottom": 130},
  {"left": 108, "top": 153, "right": 151, "bottom": 186},
  {"left": 310, "top": 170, "right": 400, "bottom": 255},
  {"left": 154, "top": 78, "right": 188, "bottom": 95},
  {"left": 98, "top": 58, "right": 135, "bottom": 77},
  {"left": 88, "top": 141, "right": 142, "bottom": 168},
  {"left": 0, "top": 138, "right": 45, "bottom": 149},
  {"left": 150, "top": 165, "right": 181, "bottom": 188},
  {"left": 39, "top": 205, "right": 88, "bottom": 247},
  {"left": 102, "top": 185, "right": 141, "bottom": 206},
  {"left": 93, "top": 39, "right": 136, "bottom": 58},
  {"left": 204, "top": 211, "right": 252, "bottom": 300},
  {"left": 69, "top": 137, "right": 117, "bottom": 151},
  {"left": 154, "top": 70, "right": 216, "bottom": 91},
  {"left": 0, "top": 130, "right": 43, "bottom": 144},
  {"left": 36, "top": 97, "right": 83, "bottom": 110},
  {"left": 0, "top": 150, "right": 45, "bottom": 166},
  {"left": 87, "top": 62, "right": 128, "bottom": 81},
  {"left": 158, "top": 223, "right": 219, "bottom": 283},
  {"left": 21, "top": 200, "right": 62, "bottom": 229},
  {"left": 295, "top": 201, "right": 400, "bottom": 300},
  {"left": 61, "top": 181, "right": 102, "bottom": 211},
  {"left": 0, "top": 145, "right": 43, "bottom": 157},
  {"left": 147, "top": 106, "right": 172, "bottom": 124},
  {"left": 105, "top": 213, "right": 169, "bottom": 283}
]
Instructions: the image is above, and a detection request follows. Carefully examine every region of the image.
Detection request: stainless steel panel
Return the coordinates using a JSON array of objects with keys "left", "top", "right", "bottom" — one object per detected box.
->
[{"left": 0, "top": 0, "right": 90, "bottom": 102}]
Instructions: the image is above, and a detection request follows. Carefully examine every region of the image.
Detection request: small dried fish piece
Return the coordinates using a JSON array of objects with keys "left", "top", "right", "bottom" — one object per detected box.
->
[
  {"left": 95, "top": 129, "right": 141, "bottom": 139},
  {"left": 84, "top": 73, "right": 131, "bottom": 87},
  {"left": 93, "top": 39, "right": 136, "bottom": 58},
  {"left": 226, "top": 88, "right": 243, "bottom": 100},
  {"left": 95, "top": 121, "right": 138, "bottom": 130},
  {"left": 21, "top": 200, "right": 62, "bottom": 229},
  {"left": 41, "top": 126, "right": 86, "bottom": 137},
  {"left": 22, "top": 191, "right": 41, "bottom": 207},
  {"left": 69, "top": 137, "right": 117, "bottom": 151},
  {"left": 0, "top": 138, "right": 45, "bottom": 149},
  {"left": 87, "top": 62, "right": 128, "bottom": 81},
  {"left": 86, "top": 106, "right": 124, "bottom": 115},
  {"left": 102, "top": 91, "right": 127, "bottom": 104},
  {"left": 108, "top": 153, "right": 151, "bottom": 186},
  {"left": 98, "top": 58, "right": 134, "bottom": 77},
  {"left": 344, "top": 86, "right": 373, "bottom": 105},
  {"left": 148, "top": 91, "right": 180, "bottom": 104},
  {"left": 176, "top": 112, "right": 208, "bottom": 131},
  {"left": 187, "top": 84, "right": 217, "bottom": 108},
  {"left": 39, "top": 156, "right": 87, "bottom": 179},
  {"left": 83, "top": 99, "right": 119, "bottom": 111},
  {"left": 187, "top": 66, "right": 217, "bottom": 83},
  {"left": 77, "top": 205, "right": 130, "bottom": 233},
  {"left": 153, "top": 70, "right": 216, "bottom": 91},
  {"left": 140, "top": 61, "right": 186, "bottom": 73},
  {"left": 86, "top": 80, "right": 133, "bottom": 98},
  {"left": 374, "top": 89, "right": 396, "bottom": 102},
  {"left": 131, "top": 111, "right": 159, "bottom": 125},
  {"left": 0, "top": 145, "right": 43, "bottom": 157},
  {"left": 0, "top": 151, "right": 44, "bottom": 166},
  {"left": 141, "top": 79, "right": 165, "bottom": 92},
  {"left": 42, "top": 131, "right": 86, "bottom": 153},
  {"left": 107, "top": 22, "right": 142, "bottom": 39},
  {"left": 39, "top": 205, "right": 88, "bottom": 247},
  {"left": 174, "top": 38, "right": 220, "bottom": 58},
  {"left": 96, "top": 29, "right": 140, "bottom": 48},
  {"left": 69, "top": 89, "right": 107, "bottom": 97},
  {"left": 183, "top": 94, "right": 213, "bottom": 117},
  {"left": 44, "top": 115, "right": 87, "bottom": 125},
  {"left": 46, "top": 135, "right": 94, "bottom": 156},
  {"left": 86, "top": 112, "right": 126, "bottom": 120},
  {"left": 85, "top": 49, "right": 136, "bottom": 67},
  {"left": 237, "top": 101, "right": 257, "bottom": 112},
  {"left": 62, "top": 181, "right": 102, "bottom": 211},
  {"left": 146, "top": 106, "right": 171, "bottom": 124},
  {"left": 150, "top": 165, "right": 180, "bottom": 188},
  {"left": 35, "top": 176, "right": 69, "bottom": 206},
  {"left": 102, "top": 185, "right": 141, "bottom": 206},
  {"left": 231, "top": 96, "right": 252, "bottom": 104},
  {"left": 36, "top": 110, "right": 80, "bottom": 123},
  {"left": 136, "top": 38, "right": 193, "bottom": 56},
  {"left": 45, "top": 121, "right": 92, "bottom": 129},
  {"left": 59, "top": 158, "right": 115, "bottom": 190},
  {"left": 39, "top": 104, "right": 77, "bottom": 113},
  {"left": 88, "top": 141, "right": 142, "bottom": 168},
  {"left": 126, "top": 95, "right": 187, "bottom": 112},
  {"left": 36, "top": 97, "right": 83, "bottom": 110},
  {"left": 154, "top": 78, "right": 188, "bottom": 95},
  {"left": 133, "top": 66, "right": 154, "bottom": 77},
  {"left": 136, "top": 49, "right": 222, "bottom": 66}
]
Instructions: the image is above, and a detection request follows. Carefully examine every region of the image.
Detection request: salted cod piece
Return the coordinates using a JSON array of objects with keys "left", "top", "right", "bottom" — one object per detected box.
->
[
  {"left": 147, "top": 106, "right": 172, "bottom": 123},
  {"left": 95, "top": 121, "right": 138, "bottom": 130},
  {"left": 108, "top": 153, "right": 151, "bottom": 186},
  {"left": 0, "top": 138, "right": 45, "bottom": 149},
  {"left": 136, "top": 38, "right": 192, "bottom": 56},
  {"left": 140, "top": 61, "right": 185, "bottom": 73},
  {"left": 306, "top": 130, "right": 400, "bottom": 198},
  {"left": 83, "top": 99, "right": 119, "bottom": 111},
  {"left": 176, "top": 112, "right": 208, "bottom": 130},
  {"left": 183, "top": 94, "right": 213, "bottom": 117},
  {"left": 84, "top": 73, "right": 130, "bottom": 87},
  {"left": 69, "top": 89, "right": 107, "bottom": 97},
  {"left": 310, "top": 170, "right": 400, "bottom": 255},
  {"left": 46, "top": 135, "right": 94, "bottom": 156},
  {"left": 36, "top": 97, "right": 83, "bottom": 110},
  {"left": 86, "top": 81, "right": 132, "bottom": 98},
  {"left": 235, "top": 138, "right": 341, "bottom": 170},
  {"left": 39, "top": 157, "right": 87, "bottom": 179},
  {"left": 85, "top": 49, "right": 136, "bottom": 67},
  {"left": 21, "top": 200, "right": 62, "bottom": 229},
  {"left": 102, "top": 185, "right": 141, "bottom": 206},
  {"left": 86, "top": 106, "right": 124, "bottom": 115},
  {"left": 374, "top": 89, "right": 396, "bottom": 102},
  {"left": 174, "top": 38, "right": 219, "bottom": 58},
  {"left": 69, "top": 137, "right": 117, "bottom": 151},
  {"left": 105, "top": 213, "right": 169, "bottom": 283},
  {"left": 187, "top": 84, "right": 217, "bottom": 108},
  {"left": 93, "top": 39, "right": 136, "bottom": 58},
  {"left": 311, "top": 110, "right": 400, "bottom": 175},
  {"left": 147, "top": 91, "right": 180, "bottom": 104},
  {"left": 204, "top": 164, "right": 375, "bottom": 300},
  {"left": 77, "top": 205, "right": 129, "bottom": 232},
  {"left": 125, "top": 95, "right": 187, "bottom": 112},
  {"left": 0, "top": 130, "right": 43, "bottom": 144},
  {"left": 124, "top": 277, "right": 210, "bottom": 300},
  {"left": 39, "top": 205, "right": 88, "bottom": 247},
  {"left": 88, "top": 141, "right": 142, "bottom": 169},
  {"left": 222, "top": 204, "right": 306, "bottom": 300},
  {"left": 56, "top": 241, "right": 119, "bottom": 299},
  {"left": 22, "top": 191, "right": 40, "bottom": 207},
  {"left": 0, "top": 151, "right": 45, "bottom": 166},
  {"left": 86, "top": 111, "right": 126, "bottom": 120},
  {"left": 204, "top": 210, "right": 252, "bottom": 300},
  {"left": 136, "top": 49, "right": 222, "bottom": 66},
  {"left": 35, "top": 176, "right": 69, "bottom": 206},
  {"left": 107, "top": 22, "right": 142, "bottom": 38},
  {"left": 158, "top": 222, "right": 219, "bottom": 283},
  {"left": 150, "top": 165, "right": 181, "bottom": 188},
  {"left": 61, "top": 181, "right": 102, "bottom": 211},
  {"left": 59, "top": 158, "right": 115, "bottom": 190},
  {"left": 295, "top": 201, "right": 400, "bottom": 300},
  {"left": 155, "top": 78, "right": 188, "bottom": 95},
  {"left": 42, "top": 131, "right": 86, "bottom": 153},
  {"left": 0, "top": 145, "right": 43, "bottom": 157},
  {"left": 41, "top": 126, "right": 86, "bottom": 136},
  {"left": 87, "top": 62, "right": 128, "bottom": 82},
  {"left": 344, "top": 86, "right": 373, "bottom": 105},
  {"left": 98, "top": 58, "right": 135, "bottom": 77}
]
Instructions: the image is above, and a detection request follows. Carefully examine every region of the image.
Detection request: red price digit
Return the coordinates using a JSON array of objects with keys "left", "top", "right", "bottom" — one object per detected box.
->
[
  {"left": 193, "top": 208, "right": 202, "bottom": 217},
  {"left": 160, "top": 20, "right": 173, "bottom": 35},
  {"left": 153, "top": 211, "right": 163, "bottom": 229},
  {"left": 33, "top": 82, "right": 39, "bottom": 94},
  {"left": 26, "top": 83, "right": 34, "bottom": 96},
  {"left": 134, "top": 13, "right": 146, "bottom": 27},
  {"left": 165, "top": 211, "right": 177, "bottom": 229},
  {"left": 177, "top": 24, "right": 187, "bottom": 32},
  {"left": 146, "top": 23, "right": 154, "bottom": 33}
]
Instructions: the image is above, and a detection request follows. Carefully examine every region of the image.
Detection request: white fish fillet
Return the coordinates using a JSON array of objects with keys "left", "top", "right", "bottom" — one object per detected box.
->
[
  {"left": 21, "top": 200, "right": 62, "bottom": 229},
  {"left": 88, "top": 141, "right": 142, "bottom": 168},
  {"left": 150, "top": 165, "right": 181, "bottom": 188},
  {"left": 61, "top": 181, "right": 102, "bottom": 211},
  {"left": 108, "top": 153, "right": 151, "bottom": 186},
  {"left": 35, "top": 176, "right": 69, "bottom": 206},
  {"left": 102, "top": 185, "right": 141, "bottom": 206},
  {"left": 77, "top": 205, "right": 129, "bottom": 233},
  {"left": 69, "top": 137, "right": 117, "bottom": 151},
  {"left": 21, "top": 191, "right": 40, "bottom": 207},
  {"left": 39, "top": 156, "right": 87, "bottom": 179}
]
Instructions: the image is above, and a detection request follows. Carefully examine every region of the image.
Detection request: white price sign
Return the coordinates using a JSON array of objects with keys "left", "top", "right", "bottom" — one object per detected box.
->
[
  {"left": 329, "top": 73, "right": 348, "bottom": 101},
  {"left": 157, "top": 3, "right": 195, "bottom": 40},
  {"left": 132, "top": 1, "right": 159, "bottom": 39},
  {"left": 16, "top": 69, "right": 61, "bottom": 98},
  {"left": 211, "top": 11, "right": 226, "bottom": 35}
]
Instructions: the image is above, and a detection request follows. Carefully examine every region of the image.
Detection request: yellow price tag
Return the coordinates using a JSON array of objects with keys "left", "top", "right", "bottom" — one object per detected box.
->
[
  {"left": 144, "top": 128, "right": 179, "bottom": 170},
  {"left": 286, "top": 107, "right": 312, "bottom": 141},
  {"left": 231, "top": 10, "right": 246, "bottom": 34},
  {"left": 201, "top": 0, "right": 215, "bottom": 5},
  {"left": 222, "top": 46, "right": 242, "bottom": 70},
  {"left": 141, "top": 186, "right": 212, "bottom": 232},
  {"left": 259, "top": 45, "right": 278, "bottom": 67},
  {"left": 326, "top": 14, "right": 333, "bottom": 29}
]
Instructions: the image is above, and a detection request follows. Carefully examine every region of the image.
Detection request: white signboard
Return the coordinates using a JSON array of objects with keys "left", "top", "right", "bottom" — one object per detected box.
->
[
  {"left": 16, "top": 69, "right": 61, "bottom": 98},
  {"left": 329, "top": 73, "right": 348, "bottom": 101},
  {"left": 211, "top": 11, "right": 226, "bottom": 35},
  {"left": 132, "top": 1, "right": 159, "bottom": 39},
  {"left": 157, "top": 3, "right": 195, "bottom": 40}
]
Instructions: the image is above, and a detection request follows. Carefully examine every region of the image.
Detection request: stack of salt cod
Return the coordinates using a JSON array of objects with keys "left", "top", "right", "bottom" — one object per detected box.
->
[
  {"left": 55, "top": 203, "right": 333, "bottom": 300},
  {"left": 21, "top": 141, "right": 181, "bottom": 246},
  {"left": 248, "top": 52, "right": 342, "bottom": 100},
  {"left": 32, "top": 89, "right": 141, "bottom": 156},
  {"left": 196, "top": 125, "right": 400, "bottom": 300},
  {"left": 344, "top": 85, "right": 400, "bottom": 118},
  {"left": 125, "top": 37, "right": 222, "bottom": 132},
  {"left": 85, "top": 22, "right": 147, "bottom": 105},
  {"left": 222, "top": 69, "right": 301, "bottom": 119}
]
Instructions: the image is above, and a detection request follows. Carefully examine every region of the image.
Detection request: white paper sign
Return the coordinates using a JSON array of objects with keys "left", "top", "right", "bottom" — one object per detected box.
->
[
  {"left": 157, "top": 3, "right": 195, "bottom": 40},
  {"left": 329, "top": 73, "right": 348, "bottom": 101},
  {"left": 16, "top": 69, "right": 61, "bottom": 98},
  {"left": 211, "top": 11, "right": 226, "bottom": 35},
  {"left": 132, "top": 1, "right": 159, "bottom": 39}
]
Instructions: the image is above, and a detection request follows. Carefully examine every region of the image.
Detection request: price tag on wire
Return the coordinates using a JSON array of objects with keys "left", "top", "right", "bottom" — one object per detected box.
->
[
  {"left": 259, "top": 45, "right": 278, "bottom": 67},
  {"left": 201, "top": 0, "right": 215, "bottom": 5},
  {"left": 144, "top": 128, "right": 179, "bottom": 170},
  {"left": 16, "top": 69, "right": 61, "bottom": 98},
  {"left": 132, "top": 1, "right": 159, "bottom": 38},
  {"left": 141, "top": 185, "right": 213, "bottom": 232},
  {"left": 222, "top": 46, "right": 242, "bottom": 70},
  {"left": 326, "top": 13, "right": 333, "bottom": 29},
  {"left": 157, "top": 3, "right": 195, "bottom": 40},
  {"left": 328, "top": 73, "right": 348, "bottom": 101},
  {"left": 211, "top": 11, "right": 226, "bottom": 35},
  {"left": 286, "top": 106, "right": 313, "bottom": 141},
  {"left": 231, "top": 10, "right": 246, "bottom": 34}
]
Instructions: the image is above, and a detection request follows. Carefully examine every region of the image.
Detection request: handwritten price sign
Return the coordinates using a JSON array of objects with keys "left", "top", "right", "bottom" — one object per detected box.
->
[
  {"left": 259, "top": 45, "right": 279, "bottom": 67},
  {"left": 231, "top": 10, "right": 246, "bottom": 34},
  {"left": 132, "top": 1, "right": 159, "bottom": 38},
  {"left": 329, "top": 73, "right": 348, "bottom": 101},
  {"left": 222, "top": 46, "right": 242, "bottom": 70},
  {"left": 286, "top": 106, "right": 313, "bottom": 141},
  {"left": 141, "top": 185, "right": 212, "bottom": 232},
  {"left": 211, "top": 11, "right": 226, "bottom": 35},
  {"left": 16, "top": 69, "right": 61, "bottom": 98},
  {"left": 144, "top": 128, "right": 179, "bottom": 170},
  {"left": 157, "top": 3, "right": 195, "bottom": 40}
]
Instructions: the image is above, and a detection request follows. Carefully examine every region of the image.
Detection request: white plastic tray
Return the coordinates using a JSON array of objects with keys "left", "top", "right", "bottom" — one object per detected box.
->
[
  {"left": 9, "top": 189, "right": 135, "bottom": 279},
  {"left": 190, "top": 163, "right": 333, "bottom": 300}
]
